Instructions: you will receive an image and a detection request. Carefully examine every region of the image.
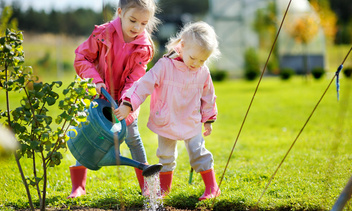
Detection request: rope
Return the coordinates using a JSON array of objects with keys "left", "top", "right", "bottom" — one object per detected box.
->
[
  {"left": 341, "top": 46, "right": 352, "bottom": 65},
  {"left": 335, "top": 46, "right": 352, "bottom": 101},
  {"left": 210, "top": 0, "right": 293, "bottom": 209},
  {"left": 255, "top": 46, "right": 352, "bottom": 208}
]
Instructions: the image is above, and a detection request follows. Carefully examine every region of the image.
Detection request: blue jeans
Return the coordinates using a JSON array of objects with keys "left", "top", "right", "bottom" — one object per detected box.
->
[
  {"left": 124, "top": 118, "right": 147, "bottom": 163},
  {"left": 76, "top": 118, "right": 147, "bottom": 166}
]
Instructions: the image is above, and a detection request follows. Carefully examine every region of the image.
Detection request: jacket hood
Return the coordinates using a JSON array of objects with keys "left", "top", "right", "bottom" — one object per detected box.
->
[{"left": 112, "top": 17, "right": 151, "bottom": 46}]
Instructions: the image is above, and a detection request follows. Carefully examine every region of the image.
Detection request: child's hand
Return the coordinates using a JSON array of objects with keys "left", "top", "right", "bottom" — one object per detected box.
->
[
  {"left": 96, "top": 83, "right": 106, "bottom": 95},
  {"left": 114, "top": 105, "right": 132, "bottom": 121},
  {"left": 203, "top": 123, "right": 213, "bottom": 136}
]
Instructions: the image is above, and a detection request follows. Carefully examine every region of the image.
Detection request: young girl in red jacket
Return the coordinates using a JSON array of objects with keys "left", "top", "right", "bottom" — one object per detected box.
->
[
  {"left": 114, "top": 21, "right": 221, "bottom": 201},
  {"left": 68, "top": 0, "right": 160, "bottom": 198}
]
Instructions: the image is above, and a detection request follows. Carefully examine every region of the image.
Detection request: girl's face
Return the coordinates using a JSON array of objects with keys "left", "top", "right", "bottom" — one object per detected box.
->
[
  {"left": 180, "top": 42, "right": 211, "bottom": 71},
  {"left": 118, "top": 7, "right": 150, "bottom": 43}
]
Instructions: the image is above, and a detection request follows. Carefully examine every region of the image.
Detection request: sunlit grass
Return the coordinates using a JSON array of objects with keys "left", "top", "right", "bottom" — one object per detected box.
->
[
  {"left": 1, "top": 33, "right": 352, "bottom": 210},
  {"left": 1, "top": 75, "right": 352, "bottom": 210}
]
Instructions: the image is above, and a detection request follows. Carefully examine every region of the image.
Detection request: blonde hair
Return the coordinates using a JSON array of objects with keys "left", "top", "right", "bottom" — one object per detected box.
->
[
  {"left": 117, "top": 0, "right": 160, "bottom": 34},
  {"left": 166, "top": 21, "right": 220, "bottom": 60}
]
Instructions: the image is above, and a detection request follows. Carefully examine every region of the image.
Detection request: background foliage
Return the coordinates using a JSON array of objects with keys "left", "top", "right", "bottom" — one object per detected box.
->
[{"left": 0, "top": 0, "right": 351, "bottom": 44}]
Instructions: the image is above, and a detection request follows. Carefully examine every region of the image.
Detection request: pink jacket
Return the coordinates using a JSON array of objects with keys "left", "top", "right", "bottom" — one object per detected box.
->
[
  {"left": 74, "top": 17, "right": 153, "bottom": 125},
  {"left": 124, "top": 57, "right": 218, "bottom": 140}
]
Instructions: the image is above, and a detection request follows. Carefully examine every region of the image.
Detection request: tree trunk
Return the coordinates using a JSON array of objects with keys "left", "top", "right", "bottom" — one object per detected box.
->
[
  {"left": 6, "top": 64, "right": 35, "bottom": 211},
  {"left": 40, "top": 153, "right": 47, "bottom": 211},
  {"left": 15, "top": 153, "right": 35, "bottom": 211}
]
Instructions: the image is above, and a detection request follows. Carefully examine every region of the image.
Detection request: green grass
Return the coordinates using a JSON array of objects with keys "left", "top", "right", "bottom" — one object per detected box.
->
[
  {"left": 1, "top": 75, "right": 352, "bottom": 210},
  {"left": 1, "top": 34, "right": 352, "bottom": 210}
]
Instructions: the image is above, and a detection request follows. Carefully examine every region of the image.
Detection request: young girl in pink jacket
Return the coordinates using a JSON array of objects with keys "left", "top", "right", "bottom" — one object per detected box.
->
[
  {"left": 114, "top": 21, "right": 221, "bottom": 201},
  {"left": 68, "top": 0, "right": 160, "bottom": 198}
]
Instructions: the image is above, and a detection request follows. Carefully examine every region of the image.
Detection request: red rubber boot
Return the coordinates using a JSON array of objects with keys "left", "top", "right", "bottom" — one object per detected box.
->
[
  {"left": 67, "top": 166, "right": 87, "bottom": 199},
  {"left": 135, "top": 168, "right": 149, "bottom": 196},
  {"left": 199, "top": 169, "right": 221, "bottom": 201},
  {"left": 159, "top": 171, "right": 173, "bottom": 197}
]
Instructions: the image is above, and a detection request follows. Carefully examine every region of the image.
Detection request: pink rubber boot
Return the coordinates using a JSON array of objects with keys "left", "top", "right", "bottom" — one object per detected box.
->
[
  {"left": 135, "top": 168, "right": 149, "bottom": 196},
  {"left": 199, "top": 169, "right": 221, "bottom": 201},
  {"left": 159, "top": 171, "right": 173, "bottom": 197},
  {"left": 67, "top": 166, "right": 87, "bottom": 199}
]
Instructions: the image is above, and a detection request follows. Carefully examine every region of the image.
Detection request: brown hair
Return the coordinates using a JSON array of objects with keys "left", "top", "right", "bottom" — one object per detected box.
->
[{"left": 118, "top": 0, "right": 160, "bottom": 58}]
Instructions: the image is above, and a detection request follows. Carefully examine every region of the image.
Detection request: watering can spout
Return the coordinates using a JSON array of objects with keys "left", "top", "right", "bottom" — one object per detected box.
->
[{"left": 98, "top": 147, "right": 162, "bottom": 177}]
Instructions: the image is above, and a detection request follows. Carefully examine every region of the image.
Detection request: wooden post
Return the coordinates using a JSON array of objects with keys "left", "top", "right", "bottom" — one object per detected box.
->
[{"left": 331, "top": 175, "right": 352, "bottom": 211}]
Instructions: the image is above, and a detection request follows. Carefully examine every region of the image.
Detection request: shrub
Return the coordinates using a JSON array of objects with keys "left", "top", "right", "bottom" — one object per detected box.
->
[
  {"left": 311, "top": 67, "right": 325, "bottom": 79},
  {"left": 280, "top": 68, "right": 295, "bottom": 80},
  {"left": 0, "top": 29, "right": 96, "bottom": 211},
  {"left": 211, "top": 70, "right": 228, "bottom": 81},
  {"left": 244, "top": 47, "right": 260, "bottom": 81},
  {"left": 343, "top": 67, "right": 352, "bottom": 78}
]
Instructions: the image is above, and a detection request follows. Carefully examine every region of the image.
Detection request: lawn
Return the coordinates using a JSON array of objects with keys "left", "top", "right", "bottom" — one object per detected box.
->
[
  {"left": 1, "top": 74, "right": 352, "bottom": 210},
  {"left": 1, "top": 33, "right": 352, "bottom": 210}
]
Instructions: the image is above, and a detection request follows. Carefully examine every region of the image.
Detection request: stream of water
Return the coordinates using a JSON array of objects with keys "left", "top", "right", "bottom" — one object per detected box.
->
[{"left": 143, "top": 173, "right": 164, "bottom": 211}]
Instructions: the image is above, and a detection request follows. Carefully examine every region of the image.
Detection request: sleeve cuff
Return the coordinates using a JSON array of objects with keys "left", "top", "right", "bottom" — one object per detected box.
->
[
  {"left": 122, "top": 101, "right": 133, "bottom": 111},
  {"left": 205, "top": 119, "right": 215, "bottom": 123}
]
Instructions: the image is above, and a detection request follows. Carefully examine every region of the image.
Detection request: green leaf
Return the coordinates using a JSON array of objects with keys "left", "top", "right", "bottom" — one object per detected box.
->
[
  {"left": 44, "top": 140, "right": 52, "bottom": 151},
  {"left": 15, "top": 76, "right": 25, "bottom": 85},
  {"left": 35, "top": 91, "right": 45, "bottom": 99},
  {"left": 58, "top": 100, "right": 65, "bottom": 109},
  {"left": 0, "top": 37, "right": 5, "bottom": 45},
  {"left": 55, "top": 115, "right": 63, "bottom": 124},
  {"left": 29, "top": 140, "right": 40, "bottom": 150},
  {"left": 14, "top": 56, "right": 24, "bottom": 64},
  {"left": 43, "top": 96, "right": 55, "bottom": 106},
  {"left": 33, "top": 127, "right": 44, "bottom": 134},
  {"left": 32, "top": 101, "right": 40, "bottom": 109},
  {"left": 9, "top": 35, "right": 17, "bottom": 41},
  {"left": 76, "top": 111, "right": 88, "bottom": 122},
  {"left": 4, "top": 44, "right": 12, "bottom": 52},
  {"left": 63, "top": 88, "right": 70, "bottom": 95},
  {"left": 52, "top": 81, "right": 62, "bottom": 87},
  {"left": 33, "top": 82, "right": 43, "bottom": 91},
  {"left": 59, "top": 111, "right": 72, "bottom": 121},
  {"left": 75, "top": 87, "right": 85, "bottom": 95}
]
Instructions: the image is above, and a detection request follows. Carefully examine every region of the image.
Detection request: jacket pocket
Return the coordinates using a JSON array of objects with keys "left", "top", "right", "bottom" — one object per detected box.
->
[{"left": 150, "top": 100, "right": 170, "bottom": 126}]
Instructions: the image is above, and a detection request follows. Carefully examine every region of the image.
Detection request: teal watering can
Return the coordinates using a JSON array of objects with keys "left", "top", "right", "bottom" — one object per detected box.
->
[{"left": 67, "top": 88, "right": 162, "bottom": 177}]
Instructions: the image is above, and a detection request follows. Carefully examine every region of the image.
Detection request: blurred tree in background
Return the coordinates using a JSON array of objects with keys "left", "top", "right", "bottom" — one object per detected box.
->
[
  {"left": 0, "top": 0, "right": 351, "bottom": 43},
  {"left": 310, "top": 0, "right": 338, "bottom": 45},
  {"left": 287, "top": 15, "right": 319, "bottom": 44},
  {"left": 158, "top": 0, "right": 208, "bottom": 16},
  {"left": 326, "top": 0, "right": 352, "bottom": 44},
  {"left": 285, "top": 14, "right": 319, "bottom": 76},
  {"left": 0, "top": 5, "right": 18, "bottom": 36},
  {"left": 253, "top": 2, "right": 277, "bottom": 50},
  {"left": 0, "top": 0, "right": 110, "bottom": 36}
]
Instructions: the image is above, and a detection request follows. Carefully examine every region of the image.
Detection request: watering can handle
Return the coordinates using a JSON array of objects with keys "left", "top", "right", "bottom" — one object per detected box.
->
[{"left": 101, "top": 87, "right": 118, "bottom": 109}]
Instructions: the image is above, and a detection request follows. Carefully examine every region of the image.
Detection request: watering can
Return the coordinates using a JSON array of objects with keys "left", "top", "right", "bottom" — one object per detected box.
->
[{"left": 67, "top": 88, "right": 162, "bottom": 177}]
